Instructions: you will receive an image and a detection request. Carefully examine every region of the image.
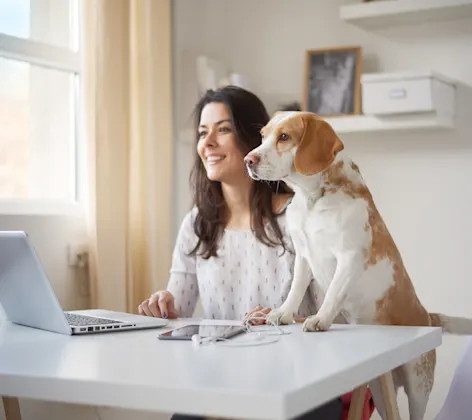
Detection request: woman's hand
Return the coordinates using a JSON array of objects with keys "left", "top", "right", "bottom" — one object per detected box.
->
[
  {"left": 244, "top": 305, "right": 307, "bottom": 325},
  {"left": 138, "top": 291, "right": 178, "bottom": 319},
  {"left": 244, "top": 306, "right": 272, "bottom": 326}
]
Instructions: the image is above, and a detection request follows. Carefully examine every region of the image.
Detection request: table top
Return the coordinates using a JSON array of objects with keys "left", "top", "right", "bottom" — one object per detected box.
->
[{"left": 0, "top": 314, "right": 442, "bottom": 420}]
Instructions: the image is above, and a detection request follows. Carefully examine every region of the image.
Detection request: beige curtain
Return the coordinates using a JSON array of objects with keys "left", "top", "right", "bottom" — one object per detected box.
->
[{"left": 82, "top": 0, "right": 173, "bottom": 313}]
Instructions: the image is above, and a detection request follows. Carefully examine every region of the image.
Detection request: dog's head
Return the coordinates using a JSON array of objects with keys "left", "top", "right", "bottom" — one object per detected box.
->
[{"left": 244, "top": 111, "right": 344, "bottom": 181}]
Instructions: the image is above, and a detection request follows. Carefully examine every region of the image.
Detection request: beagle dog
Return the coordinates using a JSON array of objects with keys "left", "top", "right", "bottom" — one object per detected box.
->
[{"left": 244, "top": 111, "right": 472, "bottom": 420}]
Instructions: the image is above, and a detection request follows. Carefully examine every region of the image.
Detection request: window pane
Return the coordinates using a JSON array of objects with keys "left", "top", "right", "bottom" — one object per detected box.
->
[
  {"left": 0, "top": 0, "right": 29, "bottom": 39},
  {"left": 0, "top": 57, "right": 76, "bottom": 200},
  {"left": 0, "top": 0, "right": 78, "bottom": 50}
]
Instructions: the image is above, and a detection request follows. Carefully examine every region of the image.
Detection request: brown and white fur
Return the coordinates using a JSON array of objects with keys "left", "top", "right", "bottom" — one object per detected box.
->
[{"left": 244, "top": 111, "right": 472, "bottom": 420}]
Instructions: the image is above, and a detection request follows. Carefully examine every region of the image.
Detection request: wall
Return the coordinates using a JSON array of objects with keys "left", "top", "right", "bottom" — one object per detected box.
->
[{"left": 172, "top": 0, "right": 472, "bottom": 418}]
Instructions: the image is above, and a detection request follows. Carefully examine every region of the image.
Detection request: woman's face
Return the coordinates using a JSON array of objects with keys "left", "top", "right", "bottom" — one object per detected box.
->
[{"left": 197, "top": 102, "right": 249, "bottom": 184}]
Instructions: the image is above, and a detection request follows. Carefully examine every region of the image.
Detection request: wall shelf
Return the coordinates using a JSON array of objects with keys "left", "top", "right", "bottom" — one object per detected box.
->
[
  {"left": 326, "top": 113, "right": 454, "bottom": 135},
  {"left": 340, "top": 0, "right": 472, "bottom": 29}
]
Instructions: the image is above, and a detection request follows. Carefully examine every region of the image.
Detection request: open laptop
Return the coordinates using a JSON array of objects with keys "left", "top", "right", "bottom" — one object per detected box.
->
[{"left": 0, "top": 231, "right": 168, "bottom": 335}]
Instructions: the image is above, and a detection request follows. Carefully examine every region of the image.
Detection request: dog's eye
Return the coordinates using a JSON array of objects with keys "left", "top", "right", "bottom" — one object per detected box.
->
[{"left": 278, "top": 133, "right": 289, "bottom": 142}]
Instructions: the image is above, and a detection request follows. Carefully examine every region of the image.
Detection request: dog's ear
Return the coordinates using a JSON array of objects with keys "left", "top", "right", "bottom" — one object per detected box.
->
[{"left": 293, "top": 114, "right": 344, "bottom": 176}]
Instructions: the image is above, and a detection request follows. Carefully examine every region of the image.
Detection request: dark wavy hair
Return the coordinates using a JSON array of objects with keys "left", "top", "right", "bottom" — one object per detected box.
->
[{"left": 189, "top": 86, "right": 291, "bottom": 259}]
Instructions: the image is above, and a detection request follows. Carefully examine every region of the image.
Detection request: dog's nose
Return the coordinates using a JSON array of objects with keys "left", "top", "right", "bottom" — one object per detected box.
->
[{"left": 244, "top": 153, "right": 260, "bottom": 167}]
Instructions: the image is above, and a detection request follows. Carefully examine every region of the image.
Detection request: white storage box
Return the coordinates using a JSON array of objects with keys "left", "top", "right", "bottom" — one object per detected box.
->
[{"left": 361, "top": 71, "right": 455, "bottom": 117}]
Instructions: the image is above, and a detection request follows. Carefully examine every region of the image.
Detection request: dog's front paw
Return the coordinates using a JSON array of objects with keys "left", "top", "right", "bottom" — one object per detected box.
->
[
  {"left": 302, "top": 314, "right": 333, "bottom": 332},
  {"left": 266, "top": 307, "right": 294, "bottom": 325}
]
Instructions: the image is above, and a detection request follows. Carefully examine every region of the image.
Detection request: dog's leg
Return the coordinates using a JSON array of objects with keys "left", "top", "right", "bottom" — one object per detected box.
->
[
  {"left": 303, "top": 251, "right": 363, "bottom": 332},
  {"left": 266, "top": 252, "right": 311, "bottom": 325},
  {"left": 399, "top": 351, "right": 436, "bottom": 420}
]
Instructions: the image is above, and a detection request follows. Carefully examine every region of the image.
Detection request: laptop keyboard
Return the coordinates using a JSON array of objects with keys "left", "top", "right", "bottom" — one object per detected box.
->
[{"left": 64, "top": 312, "right": 123, "bottom": 326}]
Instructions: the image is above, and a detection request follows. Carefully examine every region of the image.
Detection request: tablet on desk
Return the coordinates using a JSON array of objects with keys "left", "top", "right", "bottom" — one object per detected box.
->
[{"left": 158, "top": 324, "right": 246, "bottom": 341}]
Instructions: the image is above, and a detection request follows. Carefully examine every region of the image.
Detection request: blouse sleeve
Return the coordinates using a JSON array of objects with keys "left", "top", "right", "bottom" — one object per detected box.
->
[{"left": 167, "top": 209, "right": 199, "bottom": 317}]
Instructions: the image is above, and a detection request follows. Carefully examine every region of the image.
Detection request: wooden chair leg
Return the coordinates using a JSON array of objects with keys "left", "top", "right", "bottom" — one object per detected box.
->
[
  {"left": 379, "top": 371, "right": 401, "bottom": 420},
  {"left": 347, "top": 384, "right": 368, "bottom": 420},
  {"left": 2, "top": 397, "right": 22, "bottom": 420}
]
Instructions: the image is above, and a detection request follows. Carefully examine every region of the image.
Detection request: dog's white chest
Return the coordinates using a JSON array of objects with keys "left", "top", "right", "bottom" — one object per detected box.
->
[
  {"left": 287, "top": 205, "right": 322, "bottom": 249},
  {"left": 286, "top": 198, "right": 337, "bottom": 271},
  {"left": 286, "top": 205, "right": 307, "bottom": 245},
  {"left": 286, "top": 194, "right": 370, "bottom": 289},
  {"left": 286, "top": 196, "right": 342, "bottom": 250}
]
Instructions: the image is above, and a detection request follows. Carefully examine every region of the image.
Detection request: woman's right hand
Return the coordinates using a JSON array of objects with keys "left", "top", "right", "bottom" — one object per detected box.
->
[{"left": 138, "top": 290, "right": 179, "bottom": 319}]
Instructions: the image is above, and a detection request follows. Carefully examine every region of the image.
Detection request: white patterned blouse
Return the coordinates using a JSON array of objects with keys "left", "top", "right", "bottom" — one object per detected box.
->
[{"left": 167, "top": 206, "right": 319, "bottom": 321}]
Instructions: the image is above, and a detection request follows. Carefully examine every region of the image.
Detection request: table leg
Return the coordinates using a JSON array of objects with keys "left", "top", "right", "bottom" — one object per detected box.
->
[
  {"left": 347, "top": 384, "right": 367, "bottom": 420},
  {"left": 379, "top": 371, "right": 401, "bottom": 420},
  {"left": 2, "top": 397, "right": 22, "bottom": 420}
]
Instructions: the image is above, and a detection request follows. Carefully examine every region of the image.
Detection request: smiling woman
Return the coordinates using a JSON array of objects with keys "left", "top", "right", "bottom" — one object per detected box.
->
[{"left": 138, "top": 86, "right": 313, "bottom": 323}]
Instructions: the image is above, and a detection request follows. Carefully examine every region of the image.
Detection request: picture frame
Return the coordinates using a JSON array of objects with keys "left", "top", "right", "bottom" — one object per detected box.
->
[{"left": 302, "top": 46, "right": 362, "bottom": 117}]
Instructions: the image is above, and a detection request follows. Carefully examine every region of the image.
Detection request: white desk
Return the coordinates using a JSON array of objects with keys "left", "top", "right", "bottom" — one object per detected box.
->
[{"left": 0, "top": 318, "right": 441, "bottom": 420}]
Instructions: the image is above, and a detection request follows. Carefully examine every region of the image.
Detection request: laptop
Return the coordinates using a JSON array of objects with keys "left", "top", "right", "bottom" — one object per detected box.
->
[{"left": 0, "top": 231, "right": 168, "bottom": 335}]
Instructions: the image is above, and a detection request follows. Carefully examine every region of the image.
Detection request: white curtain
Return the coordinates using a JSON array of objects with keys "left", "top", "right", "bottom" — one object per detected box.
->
[{"left": 82, "top": 0, "right": 173, "bottom": 313}]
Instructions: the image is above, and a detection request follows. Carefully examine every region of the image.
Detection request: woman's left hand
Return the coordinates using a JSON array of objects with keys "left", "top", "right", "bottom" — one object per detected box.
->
[
  {"left": 244, "top": 306, "right": 271, "bottom": 326},
  {"left": 244, "top": 305, "right": 308, "bottom": 325}
]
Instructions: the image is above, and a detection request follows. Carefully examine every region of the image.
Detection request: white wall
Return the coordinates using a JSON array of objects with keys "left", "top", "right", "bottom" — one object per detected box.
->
[{"left": 172, "top": 0, "right": 472, "bottom": 418}]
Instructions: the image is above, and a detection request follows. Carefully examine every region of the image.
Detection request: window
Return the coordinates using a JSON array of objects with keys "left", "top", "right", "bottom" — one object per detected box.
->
[{"left": 0, "top": 0, "right": 81, "bottom": 213}]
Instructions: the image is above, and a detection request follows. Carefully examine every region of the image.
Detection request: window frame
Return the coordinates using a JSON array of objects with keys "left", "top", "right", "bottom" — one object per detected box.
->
[{"left": 0, "top": 0, "right": 84, "bottom": 216}]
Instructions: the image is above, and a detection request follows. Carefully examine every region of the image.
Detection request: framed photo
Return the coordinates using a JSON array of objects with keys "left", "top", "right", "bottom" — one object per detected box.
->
[{"left": 303, "top": 46, "right": 362, "bottom": 117}]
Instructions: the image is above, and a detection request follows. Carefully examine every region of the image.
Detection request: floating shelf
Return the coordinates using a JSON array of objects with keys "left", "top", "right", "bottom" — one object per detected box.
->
[
  {"left": 326, "top": 113, "right": 454, "bottom": 135},
  {"left": 340, "top": 0, "right": 472, "bottom": 29}
]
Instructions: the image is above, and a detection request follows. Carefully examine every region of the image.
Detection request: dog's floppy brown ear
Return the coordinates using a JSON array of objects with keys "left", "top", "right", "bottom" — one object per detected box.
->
[{"left": 294, "top": 114, "right": 344, "bottom": 176}]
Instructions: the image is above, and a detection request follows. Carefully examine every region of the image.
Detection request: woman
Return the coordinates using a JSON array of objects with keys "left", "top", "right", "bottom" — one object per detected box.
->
[{"left": 138, "top": 86, "right": 344, "bottom": 419}]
